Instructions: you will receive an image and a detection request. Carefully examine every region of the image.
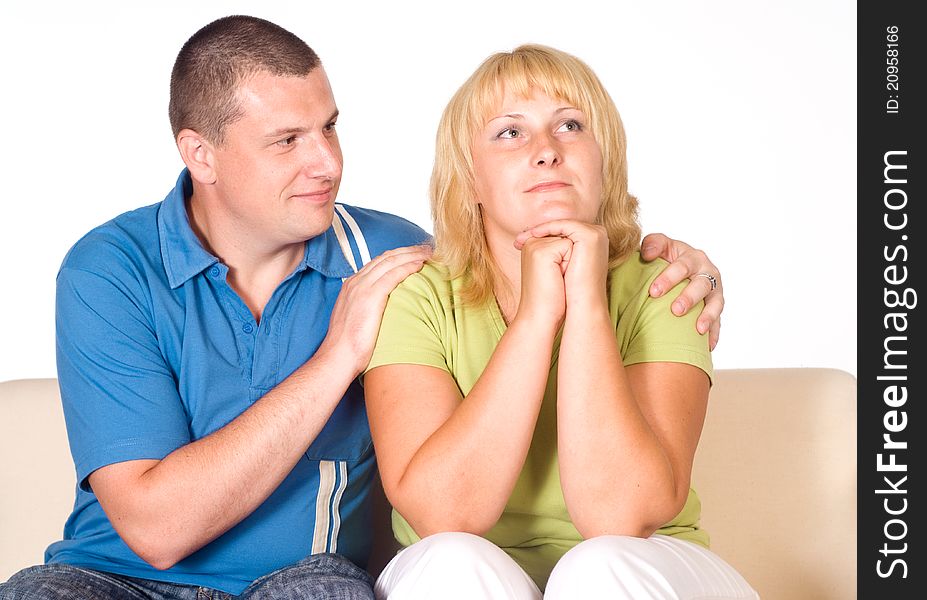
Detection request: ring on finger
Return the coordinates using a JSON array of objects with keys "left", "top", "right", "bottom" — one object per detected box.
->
[{"left": 697, "top": 272, "right": 718, "bottom": 291}]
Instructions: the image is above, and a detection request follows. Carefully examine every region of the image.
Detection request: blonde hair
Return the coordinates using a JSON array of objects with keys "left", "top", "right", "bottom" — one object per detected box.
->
[{"left": 430, "top": 44, "right": 641, "bottom": 306}]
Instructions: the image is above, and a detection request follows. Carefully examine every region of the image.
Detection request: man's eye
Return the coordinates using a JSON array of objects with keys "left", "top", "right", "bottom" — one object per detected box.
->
[
  {"left": 277, "top": 135, "right": 298, "bottom": 146},
  {"left": 324, "top": 121, "right": 338, "bottom": 132}
]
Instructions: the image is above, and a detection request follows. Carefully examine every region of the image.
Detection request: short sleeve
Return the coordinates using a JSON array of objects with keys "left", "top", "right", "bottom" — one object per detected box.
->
[
  {"left": 619, "top": 275, "right": 713, "bottom": 385},
  {"left": 365, "top": 271, "right": 450, "bottom": 374},
  {"left": 56, "top": 265, "right": 191, "bottom": 490}
]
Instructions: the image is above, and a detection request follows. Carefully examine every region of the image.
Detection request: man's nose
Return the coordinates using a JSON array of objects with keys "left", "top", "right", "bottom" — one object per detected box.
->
[{"left": 302, "top": 135, "right": 342, "bottom": 179}]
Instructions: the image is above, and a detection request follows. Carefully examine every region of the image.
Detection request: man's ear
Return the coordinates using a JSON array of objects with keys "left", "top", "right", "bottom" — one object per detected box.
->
[{"left": 176, "top": 129, "right": 217, "bottom": 184}]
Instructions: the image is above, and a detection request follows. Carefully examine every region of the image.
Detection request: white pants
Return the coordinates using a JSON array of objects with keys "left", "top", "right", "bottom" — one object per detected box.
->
[{"left": 375, "top": 532, "right": 759, "bottom": 599}]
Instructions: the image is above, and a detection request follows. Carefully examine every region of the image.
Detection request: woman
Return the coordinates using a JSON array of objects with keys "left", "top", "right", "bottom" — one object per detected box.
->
[{"left": 364, "top": 45, "right": 757, "bottom": 599}]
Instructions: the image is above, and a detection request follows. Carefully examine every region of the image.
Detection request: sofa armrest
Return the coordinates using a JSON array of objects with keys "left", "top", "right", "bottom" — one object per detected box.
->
[
  {"left": 692, "top": 368, "right": 857, "bottom": 599},
  {"left": 0, "top": 378, "right": 75, "bottom": 582}
]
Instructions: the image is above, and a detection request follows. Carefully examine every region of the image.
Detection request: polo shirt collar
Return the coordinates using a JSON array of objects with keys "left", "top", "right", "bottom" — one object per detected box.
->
[
  {"left": 158, "top": 170, "right": 355, "bottom": 289},
  {"left": 302, "top": 225, "right": 356, "bottom": 279}
]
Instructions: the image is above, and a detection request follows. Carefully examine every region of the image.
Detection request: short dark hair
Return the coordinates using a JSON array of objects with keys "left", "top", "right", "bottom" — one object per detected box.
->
[{"left": 168, "top": 15, "right": 321, "bottom": 144}]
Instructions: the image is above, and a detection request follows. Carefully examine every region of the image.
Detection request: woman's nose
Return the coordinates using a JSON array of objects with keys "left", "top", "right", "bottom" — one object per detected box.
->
[{"left": 533, "top": 134, "right": 560, "bottom": 167}]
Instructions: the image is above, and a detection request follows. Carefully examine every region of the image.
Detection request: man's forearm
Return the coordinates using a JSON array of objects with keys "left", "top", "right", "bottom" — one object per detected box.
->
[{"left": 90, "top": 345, "right": 358, "bottom": 570}]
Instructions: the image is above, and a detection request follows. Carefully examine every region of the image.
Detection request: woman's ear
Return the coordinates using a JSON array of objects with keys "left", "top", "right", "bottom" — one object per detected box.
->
[{"left": 176, "top": 129, "right": 217, "bottom": 184}]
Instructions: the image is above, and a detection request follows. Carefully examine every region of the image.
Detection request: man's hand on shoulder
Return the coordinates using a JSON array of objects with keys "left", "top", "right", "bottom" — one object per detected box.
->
[
  {"left": 640, "top": 233, "right": 724, "bottom": 351},
  {"left": 318, "top": 244, "right": 432, "bottom": 376}
]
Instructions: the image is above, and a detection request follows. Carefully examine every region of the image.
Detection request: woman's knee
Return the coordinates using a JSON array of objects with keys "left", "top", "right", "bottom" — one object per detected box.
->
[
  {"left": 547, "top": 535, "right": 657, "bottom": 588},
  {"left": 375, "top": 532, "right": 539, "bottom": 600},
  {"left": 545, "top": 535, "right": 758, "bottom": 600}
]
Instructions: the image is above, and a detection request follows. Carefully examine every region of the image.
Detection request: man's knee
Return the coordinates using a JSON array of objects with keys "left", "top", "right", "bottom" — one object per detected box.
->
[
  {"left": 242, "top": 553, "right": 374, "bottom": 600},
  {"left": 0, "top": 564, "right": 116, "bottom": 600}
]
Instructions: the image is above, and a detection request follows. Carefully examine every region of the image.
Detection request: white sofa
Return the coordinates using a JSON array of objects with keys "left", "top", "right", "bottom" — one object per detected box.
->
[{"left": 0, "top": 369, "right": 857, "bottom": 598}]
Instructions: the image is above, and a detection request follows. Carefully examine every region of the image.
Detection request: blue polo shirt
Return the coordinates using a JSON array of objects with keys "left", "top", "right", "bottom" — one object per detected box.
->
[{"left": 46, "top": 170, "right": 430, "bottom": 594}]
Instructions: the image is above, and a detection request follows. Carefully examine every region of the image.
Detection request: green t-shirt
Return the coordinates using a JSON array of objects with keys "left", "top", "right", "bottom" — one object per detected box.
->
[{"left": 367, "top": 252, "right": 712, "bottom": 589}]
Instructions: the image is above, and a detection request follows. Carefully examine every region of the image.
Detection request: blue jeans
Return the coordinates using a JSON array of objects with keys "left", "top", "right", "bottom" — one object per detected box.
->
[{"left": 0, "top": 554, "right": 374, "bottom": 600}]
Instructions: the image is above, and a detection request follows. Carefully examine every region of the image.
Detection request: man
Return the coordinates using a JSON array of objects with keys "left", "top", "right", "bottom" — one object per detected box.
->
[{"left": 0, "top": 15, "right": 724, "bottom": 600}]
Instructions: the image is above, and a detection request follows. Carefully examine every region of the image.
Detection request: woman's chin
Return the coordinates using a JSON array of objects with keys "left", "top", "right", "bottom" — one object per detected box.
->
[{"left": 528, "top": 209, "right": 585, "bottom": 226}]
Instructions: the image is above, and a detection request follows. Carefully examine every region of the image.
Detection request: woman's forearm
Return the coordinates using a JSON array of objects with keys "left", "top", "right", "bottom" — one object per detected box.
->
[
  {"left": 556, "top": 300, "right": 682, "bottom": 538},
  {"left": 377, "top": 319, "right": 557, "bottom": 537}
]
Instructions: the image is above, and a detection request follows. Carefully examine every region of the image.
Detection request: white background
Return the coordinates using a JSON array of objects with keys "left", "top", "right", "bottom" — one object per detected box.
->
[{"left": 0, "top": 1, "right": 856, "bottom": 381}]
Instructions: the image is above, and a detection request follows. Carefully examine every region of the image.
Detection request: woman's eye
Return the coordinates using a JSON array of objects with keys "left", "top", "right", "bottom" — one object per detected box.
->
[
  {"left": 558, "top": 120, "right": 583, "bottom": 132},
  {"left": 497, "top": 128, "right": 520, "bottom": 139}
]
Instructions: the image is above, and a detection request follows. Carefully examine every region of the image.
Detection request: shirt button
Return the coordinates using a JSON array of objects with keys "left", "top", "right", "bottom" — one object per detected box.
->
[
  {"left": 242, "top": 323, "right": 254, "bottom": 334},
  {"left": 209, "top": 266, "right": 220, "bottom": 277}
]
